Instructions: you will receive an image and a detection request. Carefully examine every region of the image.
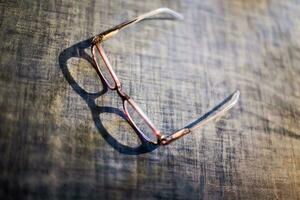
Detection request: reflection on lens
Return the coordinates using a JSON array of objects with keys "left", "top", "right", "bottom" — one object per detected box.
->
[
  {"left": 93, "top": 44, "right": 116, "bottom": 88},
  {"left": 124, "top": 100, "right": 158, "bottom": 143}
]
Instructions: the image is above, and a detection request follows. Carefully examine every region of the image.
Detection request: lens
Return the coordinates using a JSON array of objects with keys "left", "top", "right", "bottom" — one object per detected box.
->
[
  {"left": 92, "top": 44, "right": 116, "bottom": 89},
  {"left": 124, "top": 100, "right": 158, "bottom": 143}
]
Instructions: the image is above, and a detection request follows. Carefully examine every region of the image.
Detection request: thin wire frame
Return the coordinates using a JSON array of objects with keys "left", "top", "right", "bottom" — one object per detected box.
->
[{"left": 91, "top": 8, "right": 240, "bottom": 145}]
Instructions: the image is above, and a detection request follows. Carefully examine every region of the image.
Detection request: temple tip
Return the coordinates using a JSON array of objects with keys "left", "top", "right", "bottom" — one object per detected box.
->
[
  {"left": 231, "top": 90, "right": 240, "bottom": 105},
  {"left": 158, "top": 7, "right": 184, "bottom": 20}
]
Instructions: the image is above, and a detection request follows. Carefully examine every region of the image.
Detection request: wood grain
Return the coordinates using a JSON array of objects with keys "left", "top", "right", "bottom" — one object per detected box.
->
[{"left": 0, "top": 0, "right": 299, "bottom": 199}]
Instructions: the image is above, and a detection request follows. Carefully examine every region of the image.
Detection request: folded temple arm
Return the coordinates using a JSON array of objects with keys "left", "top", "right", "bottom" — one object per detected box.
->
[
  {"left": 159, "top": 90, "right": 240, "bottom": 145},
  {"left": 92, "top": 8, "right": 183, "bottom": 44}
]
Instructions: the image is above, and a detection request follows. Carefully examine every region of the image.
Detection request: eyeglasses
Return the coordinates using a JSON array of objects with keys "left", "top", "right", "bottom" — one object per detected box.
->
[{"left": 91, "top": 8, "right": 240, "bottom": 145}]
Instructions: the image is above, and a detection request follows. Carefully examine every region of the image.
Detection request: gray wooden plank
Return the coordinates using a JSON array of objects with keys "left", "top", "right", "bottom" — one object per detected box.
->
[{"left": 0, "top": 0, "right": 299, "bottom": 199}]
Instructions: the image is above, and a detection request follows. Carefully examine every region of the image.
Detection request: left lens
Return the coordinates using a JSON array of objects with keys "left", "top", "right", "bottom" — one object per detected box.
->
[{"left": 124, "top": 99, "right": 159, "bottom": 143}]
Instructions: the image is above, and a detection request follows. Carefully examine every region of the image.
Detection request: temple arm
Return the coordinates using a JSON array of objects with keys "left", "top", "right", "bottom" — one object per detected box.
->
[
  {"left": 92, "top": 8, "right": 183, "bottom": 44},
  {"left": 159, "top": 90, "right": 240, "bottom": 145}
]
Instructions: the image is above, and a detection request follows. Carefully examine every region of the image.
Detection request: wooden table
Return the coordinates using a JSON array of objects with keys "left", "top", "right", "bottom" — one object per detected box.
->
[{"left": 0, "top": 0, "right": 299, "bottom": 199}]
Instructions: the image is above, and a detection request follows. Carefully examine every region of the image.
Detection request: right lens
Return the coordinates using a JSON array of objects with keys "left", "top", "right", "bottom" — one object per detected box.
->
[
  {"left": 124, "top": 100, "right": 158, "bottom": 143},
  {"left": 92, "top": 44, "right": 116, "bottom": 89}
]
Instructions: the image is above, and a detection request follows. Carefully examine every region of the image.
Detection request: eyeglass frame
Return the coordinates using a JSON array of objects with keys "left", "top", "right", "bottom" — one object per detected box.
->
[{"left": 90, "top": 8, "right": 240, "bottom": 145}]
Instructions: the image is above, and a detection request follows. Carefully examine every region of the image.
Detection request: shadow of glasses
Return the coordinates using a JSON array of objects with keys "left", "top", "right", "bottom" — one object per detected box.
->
[{"left": 58, "top": 37, "right": 158, "bottom": 155}]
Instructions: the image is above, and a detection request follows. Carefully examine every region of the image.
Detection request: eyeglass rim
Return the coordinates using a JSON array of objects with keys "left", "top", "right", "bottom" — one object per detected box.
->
[{"left": 91, "top": 43, "right": 162, "bottom": 144}]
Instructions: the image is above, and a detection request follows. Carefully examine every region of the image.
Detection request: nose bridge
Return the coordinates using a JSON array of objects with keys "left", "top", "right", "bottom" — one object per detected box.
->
[{"left": 116, "top": 85, "right": 130, "bottom": 100}]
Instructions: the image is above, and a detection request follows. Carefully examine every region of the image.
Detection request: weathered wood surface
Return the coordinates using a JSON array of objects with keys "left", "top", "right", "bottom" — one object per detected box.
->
[{"left": 0, "top": 0, "right": 300, "bottom": 199}]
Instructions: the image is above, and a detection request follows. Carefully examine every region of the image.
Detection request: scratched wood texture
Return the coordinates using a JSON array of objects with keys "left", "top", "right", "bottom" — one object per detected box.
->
[{"left": 0, "top": 0, "right": 300, "bottom": 199}]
